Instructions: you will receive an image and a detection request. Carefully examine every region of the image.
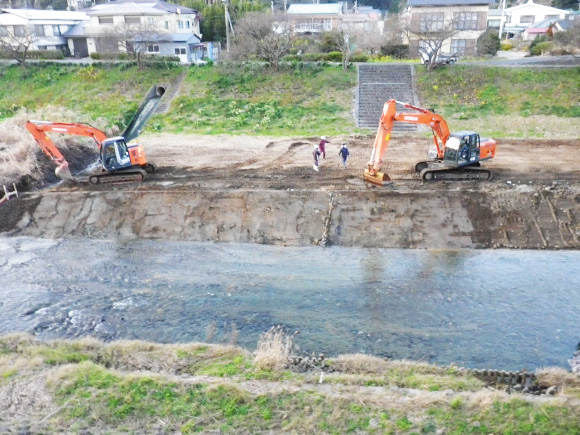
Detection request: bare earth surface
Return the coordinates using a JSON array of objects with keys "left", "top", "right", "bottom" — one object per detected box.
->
[{"left": 1, "top": 133, "right": 579, "bottom": 249}]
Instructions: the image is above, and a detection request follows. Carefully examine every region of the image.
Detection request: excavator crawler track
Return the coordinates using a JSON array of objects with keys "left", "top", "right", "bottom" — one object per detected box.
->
[
  {"left": 89, "top": 169, "right": 146, "bottom": 185},
  {"left": 419, "top": 166, "right": 492, "bottom": 182}
]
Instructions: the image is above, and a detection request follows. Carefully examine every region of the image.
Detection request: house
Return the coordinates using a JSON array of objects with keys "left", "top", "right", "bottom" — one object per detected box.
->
[
  {"left": 287, "top": 3, "right": 345, "bottom": 34},
  {"left": 64, "top": 0, "right": 210, "bottom": 63},
  {"left": 0, "top": 8, "right": 89, "bottom": 55},
  {"left": 498, "top": 0, "right": 568, "bottom": 39},
  {"left": 403, "top": 0, "right": 495, "bottom": 57},
  {"left": 341, "top": 6, "right": 385, "bottom": 36},
  {"left": 523, "top": 16, "right": 573, "bottom": 40}
]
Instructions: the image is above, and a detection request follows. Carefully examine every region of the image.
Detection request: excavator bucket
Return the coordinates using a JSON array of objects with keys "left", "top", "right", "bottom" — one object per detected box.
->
[
  {"left": 363, "top": 168, "right": 390, "bottom": 186},
  {"left": 55, "top": 164, "right": 73, "bottom": 181},
  {"left": 122, "top": 85, "right": 166, "bottom": 143}
]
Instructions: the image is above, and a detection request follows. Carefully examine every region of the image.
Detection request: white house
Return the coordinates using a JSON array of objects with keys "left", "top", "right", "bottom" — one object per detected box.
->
[
  {"left": 64, "top": 0, "right": 208, "bottom": 62},
  {"left": 497, "top": 0, "right": 568, "bottom": 39},
  {"left": 0, "top": 9, "right": 89, "bottom": 55}
]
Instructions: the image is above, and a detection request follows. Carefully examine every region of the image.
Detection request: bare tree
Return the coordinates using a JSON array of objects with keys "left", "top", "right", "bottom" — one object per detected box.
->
[
  {"left": 101, "top": 21, "right": 165, "bottom": 68},
  {"left": 404, "top": 12, "right": 462, "bottom": 70},
  {"left": 324, "top": 29, "right": 356, "bottom": 71},
  {"left": 230, "top": 11, "right": 293, "bottom": 70},
  {"left": 0, "top": 24, "right": 36, "bottom": 68}
]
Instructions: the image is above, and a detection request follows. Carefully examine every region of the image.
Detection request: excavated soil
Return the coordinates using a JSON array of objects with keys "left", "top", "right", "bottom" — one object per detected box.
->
[{"left": 1, "top": 133, "right": 579, "bottom": 249}]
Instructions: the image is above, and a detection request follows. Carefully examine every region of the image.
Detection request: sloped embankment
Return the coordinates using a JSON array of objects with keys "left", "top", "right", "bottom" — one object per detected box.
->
[{"left": 1, "top": 184, "right": 579, "bottom": 249}]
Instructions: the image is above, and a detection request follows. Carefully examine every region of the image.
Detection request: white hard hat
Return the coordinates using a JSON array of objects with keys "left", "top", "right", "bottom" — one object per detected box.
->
[
  {"left": 321, "top": 136, "right": 326, "bottom": 140},
  {"left": 314, "top": 145, "right": 319, "bottom": 149}
]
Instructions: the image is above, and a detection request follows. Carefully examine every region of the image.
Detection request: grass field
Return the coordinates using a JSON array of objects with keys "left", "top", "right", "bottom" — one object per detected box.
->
[
  {"left": 1, "top": 334, "right": 580, "bottom": 434},
  {"left": 0, "top": 62, "right": 578, "bottom": 138}
]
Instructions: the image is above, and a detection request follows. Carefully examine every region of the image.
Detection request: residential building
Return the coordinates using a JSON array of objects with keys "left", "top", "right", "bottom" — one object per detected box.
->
[
  {"left": 64, "top": 0, "right": 210, "bottom": 62},
  {"left": 0, "top": 8, "right": 89, "bottom": 55},
  {"left": 523, "top": 16, "right": 573, "bottom": 40},
  {"left": 496, "top": 0, "right": 568, "bottom": 39},
  {"left": 287, "top": 3, "right": 345, "bottom": 34},
  {"left": 404, "top": 0, "right": 495, "bottom": 57}
]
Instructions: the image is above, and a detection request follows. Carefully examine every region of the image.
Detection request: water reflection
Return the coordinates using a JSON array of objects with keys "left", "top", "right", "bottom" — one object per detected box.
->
[{"left": 0, "top": 237, "right": 579, "bottom": 371}]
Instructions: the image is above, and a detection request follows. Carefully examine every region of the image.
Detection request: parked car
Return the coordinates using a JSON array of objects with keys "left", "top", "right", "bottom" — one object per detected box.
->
[{"left": 420, "top": 50, "right": 458, "bottom": 65}]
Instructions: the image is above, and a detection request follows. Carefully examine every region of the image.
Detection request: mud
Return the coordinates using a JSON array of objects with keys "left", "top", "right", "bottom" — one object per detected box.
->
[{"left": 1, "top": 134, "right": 579, "bottom": 249}]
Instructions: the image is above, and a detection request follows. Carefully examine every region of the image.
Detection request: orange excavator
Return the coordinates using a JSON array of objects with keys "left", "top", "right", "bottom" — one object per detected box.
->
[
  {"left": 364, "top": 99, "right": 496, "bottom": 185},
  {"left": 26, "top": 85, "right": 165, "bottom": 185}
]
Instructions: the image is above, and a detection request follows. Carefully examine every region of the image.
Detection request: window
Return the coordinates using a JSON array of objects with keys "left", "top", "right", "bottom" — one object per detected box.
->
[
  {"left": 451, "top": 39, "right": 467, "bottom": 55},
  {"left": 148, "top": 18, "right": 155, "bottom": 25},
  {"left": 545, "top": 15, "right": 559, "bottom": 20},
  {"left": 125, "top": 16, "right": 141, "bottom": 24},
  {"left": 520, "top": 15, "right": 535, "bottom": 24},
  {"left": 52, "top": 25, "right": 61, "bottom": 36},
  {"left": 174, "top": 47, "right": 186, "bottom": 55},
  {"left": 186, "top": 20, "right": 191, "bottom": 29},
  {"left": 164, "top": 21, "right": 169, "bottom": 29},
  {"left": 38, "top": 45, "right": 47, "bottom": 50},
  {"left": 98, "top": 17, "right": 114, "bottom": 24},
  {"left": 178, "top": 20, "right": 184, "bottom": 29},
  {"left": 147, "top": 44, "right": 160, "bottom": 53},
  {"left": 453, "top": 12, "right": 478, "bottom": 30},
  {"left": 13, "top": 25, "right": 26, "bottom": 37},
  {"left": 35, "top": 25, "right": 45, "bottom": 36},
  {"left": 420, "top": 13, "right": 444, "bottom": 32},
  {"left": 0, "top": 26, "right": 9, "bottom": 36}
]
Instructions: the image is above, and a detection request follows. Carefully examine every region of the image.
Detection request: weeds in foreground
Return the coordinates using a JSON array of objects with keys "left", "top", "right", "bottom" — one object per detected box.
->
[{"left": 254, "top": 326, "right": 296, "bottom": 370}]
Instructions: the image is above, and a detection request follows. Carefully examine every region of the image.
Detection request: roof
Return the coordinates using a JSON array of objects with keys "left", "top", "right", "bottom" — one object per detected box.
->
[
  {"left": 408, "top": 0, "right": 495, "bottom": 5},
  {"left": 505, "top": 0, "right": 567, "bottom": 14},
  {"left": 525, "top": 17, "right": 571, "bottom": 32},
  {"left": 62, "top": 22, "right": 88, "bottom": 37},
  {"left": 1, "top": 8, "right": 89, "bottom": 21},
  {"left": 88, "top": 1, "right": 197, "bottom": 16},
  {"left": 287, "top": 3, "right": 344, "bottom": 15},
  {"left": 134, "top": 32, "right": 200, "bottom": 43}
]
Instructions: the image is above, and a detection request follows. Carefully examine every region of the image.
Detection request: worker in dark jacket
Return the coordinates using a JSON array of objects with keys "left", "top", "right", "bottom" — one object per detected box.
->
[
  {"left": 319, "top": 136, "right": 330, "bottom": 159},
  {"left": 313, "top": 145, "right": 321, "bottom": 171},
  {"left": 338, "top": 143, "right": 350, "bottom": 168}
]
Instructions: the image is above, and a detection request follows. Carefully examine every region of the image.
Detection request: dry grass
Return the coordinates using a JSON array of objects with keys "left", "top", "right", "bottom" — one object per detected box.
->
[
  {"left": 254, "top": 326, "right": 295, "bottom": 370},
  {"left": 0, "top": 107, "right": 108, "bottom": 186},
  {"left": 331, "top": 353, "right": 391, "bottom": 374},
  {"left": 536, "top": 367, "right": 580, "bottom": 395}
]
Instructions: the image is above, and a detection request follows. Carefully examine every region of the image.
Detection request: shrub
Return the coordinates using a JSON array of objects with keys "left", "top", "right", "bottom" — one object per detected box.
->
[
  {"left": 529, "top": 35, "right": 551, "bottom": 55},
  {"left": 90, "top": 52, "right": 130, "bottom": 60},
  {"left": 304, "top": 53, "right": 324, "bottom": 61},
  {"left": 351, "top": 54, "right": 369, "bottom": 62},
  {"left": 324, "top": 51, "right": 343, "bottom": 62},
  {"left": 28, "top": 50, "right": 65, "bottom": 60},
  {"left": 380, "top": 44, "right": 409, "bottom": 59},
  {"left": 500, "top": 42, "right": 513, "bottom": 51},
  {"left": 477, "top": 30, "right": 501, "bottom": 56},
  {"left": 530, "top": 40, "right": 554, "bottom": 56}
]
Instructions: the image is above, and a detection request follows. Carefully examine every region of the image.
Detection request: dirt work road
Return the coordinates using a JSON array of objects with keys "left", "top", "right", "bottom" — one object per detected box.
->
[{"left": 1, "top": 133, "right": 579, "bottom": 249}]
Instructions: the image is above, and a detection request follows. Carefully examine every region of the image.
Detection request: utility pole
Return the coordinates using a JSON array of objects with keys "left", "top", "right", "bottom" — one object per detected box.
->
[
  {"left": 498, "top": 0, "right": 507, "bottom": 40},
  {"left": 223, "top": 0, "right": 230, "bottom": 53}
]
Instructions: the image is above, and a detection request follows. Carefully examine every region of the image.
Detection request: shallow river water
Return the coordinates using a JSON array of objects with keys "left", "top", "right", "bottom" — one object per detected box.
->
[{"left": 1, "top": 236, "right": 578, "bottom": 371}]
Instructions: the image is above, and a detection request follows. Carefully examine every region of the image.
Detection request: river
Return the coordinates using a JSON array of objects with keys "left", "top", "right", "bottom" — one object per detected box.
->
[{"left": 0, "top": 236, "right": 578, "bottom": 371}]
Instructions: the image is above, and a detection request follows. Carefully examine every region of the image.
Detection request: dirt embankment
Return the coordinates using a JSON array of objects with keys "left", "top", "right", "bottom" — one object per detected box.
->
[{"left": 1, "top": 134, "right": 579, "bottom": 249}]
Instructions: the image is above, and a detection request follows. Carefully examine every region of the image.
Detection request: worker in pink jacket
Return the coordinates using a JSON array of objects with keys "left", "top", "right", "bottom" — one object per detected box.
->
[{"left": 318, "top": 136, "right": 330, "bottom": 159}]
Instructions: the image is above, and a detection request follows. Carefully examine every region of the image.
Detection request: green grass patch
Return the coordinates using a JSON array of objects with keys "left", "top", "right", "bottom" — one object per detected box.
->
[{"left": 416, "top": 66, "right": 580, "bottom": 119}]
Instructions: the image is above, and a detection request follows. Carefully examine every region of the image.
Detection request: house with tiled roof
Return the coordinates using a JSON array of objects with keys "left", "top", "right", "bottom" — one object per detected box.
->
[{"left": 403, "top": 0, "right": 495, "bottom": 57}]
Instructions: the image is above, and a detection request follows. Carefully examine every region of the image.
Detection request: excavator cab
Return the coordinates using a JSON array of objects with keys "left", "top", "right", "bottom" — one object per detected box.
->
[
  {"left": 101, "top": 137, "right": 132, "bottom": 172},
  {"left": 443, "top": 132, "right": 481, "bottom": 168}
]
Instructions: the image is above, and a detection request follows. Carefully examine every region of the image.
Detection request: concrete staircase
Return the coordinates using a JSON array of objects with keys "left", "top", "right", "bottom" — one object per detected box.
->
[
  {"left": 155, "top": 71, "right": 187, "bottom": 114},
  {"left": 356, "top": 64, "right": 418, "bottom": 131}
]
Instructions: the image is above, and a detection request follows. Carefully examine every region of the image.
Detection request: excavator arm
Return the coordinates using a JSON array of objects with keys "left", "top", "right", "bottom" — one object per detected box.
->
[
  {"left": 365, "top": 99, "right": 451, "bottom": 184},
  {"left": 25, "top": 121, "right": 108, "bottom": 180}
]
